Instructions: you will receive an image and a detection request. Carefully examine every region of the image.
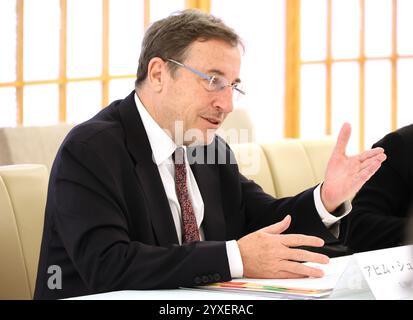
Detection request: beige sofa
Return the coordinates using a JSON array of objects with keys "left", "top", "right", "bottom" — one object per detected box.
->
[
  {"left": 230, "top": 139, "right": 334, "bottom": 198},
  {"left": 0, "top": 124, "right": 75, "bottom": 171},
  {"left": 0, "top": 164, "right": 48, "bottom": 299},
  {"left": 0, "top": 124, "right": 335, "bottom": 299}
]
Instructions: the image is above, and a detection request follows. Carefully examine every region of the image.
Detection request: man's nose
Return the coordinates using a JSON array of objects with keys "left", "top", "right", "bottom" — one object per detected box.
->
[{"left": 215, "top": 87, "right": 234, "bottom": 114}]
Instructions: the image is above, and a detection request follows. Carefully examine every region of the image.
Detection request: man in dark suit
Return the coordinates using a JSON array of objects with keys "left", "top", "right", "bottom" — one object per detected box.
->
[
  {"left": 34, "top": 9, "right": 386, "bottom": 299},
  {"left": 342, "top": 124, "right": 413, "bottom": 252}
]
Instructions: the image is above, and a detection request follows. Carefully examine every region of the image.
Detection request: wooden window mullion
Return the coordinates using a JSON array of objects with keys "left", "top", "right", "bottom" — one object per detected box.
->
[
  {"left": 59, "top": 0, "right": 67, "bottom": 122},
  {"left": 16, "top": 0, "right": 24, "bottom": 125},
  {"left": 185, "top": 0, "right": 210, "bottom": 12},
  {"left": 326, "top": 0, "right": 332, "bottom": 135},
  {"left": 144, "top": 0, "right": 150, "bottom": 28},
  {"left": 284, "top": 0, "right": 301, "bottom": 138},
  {"left": 359, "top": 0, "right": 366, "bottom": 151},
  {"left": 391, "top": 0, "right": 398, "bottom": 131},
  {"left": 102, "top": 0, "right": 109, "bottom": 108}
]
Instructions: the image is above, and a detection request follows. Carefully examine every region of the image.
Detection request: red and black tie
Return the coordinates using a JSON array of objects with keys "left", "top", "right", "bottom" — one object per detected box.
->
[{"left": 173, "top": 147, "right": 200, "bottom": 243}]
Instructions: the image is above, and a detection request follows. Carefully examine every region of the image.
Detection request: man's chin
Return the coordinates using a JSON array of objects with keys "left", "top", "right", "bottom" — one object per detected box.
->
[{"left": 184, "top": 129, "right": 216, "bottom": 146}]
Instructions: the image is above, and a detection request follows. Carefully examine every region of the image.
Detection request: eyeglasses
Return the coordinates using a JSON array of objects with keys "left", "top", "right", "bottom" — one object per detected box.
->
[{"left": 166, "top": 58, "right": 246, "bottom": 98}]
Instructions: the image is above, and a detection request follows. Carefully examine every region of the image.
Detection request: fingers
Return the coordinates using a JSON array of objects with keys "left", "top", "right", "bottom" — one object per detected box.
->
[
  {"left": 357, "top": 158, "right": 383, "bottom": 183},
  {"left": 359, "top": 153, "right": 386, "bottom": 172},
  {"left": 333, "top": 122, "right": 351, "bottom": 156},
  {"left": 358, "top": 147, "right": 386, "bottom": 162},
  {"left": 261, "top": 215, "right": 291, "bottom": 234},
  {"left": 239, "top": 228, "right": 329, "bottom": 279},
  {"left": 278, "top": 260, "right": 325, "bottom": 278},
  {"left": 278, "top": 247, "right": 330, "bottom": 265},
  {"left": 280, "top": 234, "right": 325, "bottom": 248},
  {"left": 272, "top": 271, "right": 309, "bottom": 279}
]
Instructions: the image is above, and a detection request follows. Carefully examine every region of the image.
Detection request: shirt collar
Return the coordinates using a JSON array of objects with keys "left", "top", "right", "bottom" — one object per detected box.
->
[{"left": 134, "top": 92, "right": 178, "bottom": 166}]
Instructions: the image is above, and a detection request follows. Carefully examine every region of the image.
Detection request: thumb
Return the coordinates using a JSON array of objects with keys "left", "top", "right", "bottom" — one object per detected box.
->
[
  {"left": 261, "top": 215, "right": 291, "bottom": 235},
  {"left": 333, "top": 122, "right": 351, "bottom": 156}
]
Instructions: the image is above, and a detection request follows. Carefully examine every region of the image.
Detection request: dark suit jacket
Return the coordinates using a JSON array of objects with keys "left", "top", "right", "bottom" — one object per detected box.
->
[
  {"left": 341, "top": 124, "right": 413, "bottom": 252},
  {"left": 34, "top": 91, "right": 339, "bottom": 299}
]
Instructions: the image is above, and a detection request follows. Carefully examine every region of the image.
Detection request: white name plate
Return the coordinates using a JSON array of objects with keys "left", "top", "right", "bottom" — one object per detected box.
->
[{"left": 354, "top": 245, "right": 413, "bottom": 300}]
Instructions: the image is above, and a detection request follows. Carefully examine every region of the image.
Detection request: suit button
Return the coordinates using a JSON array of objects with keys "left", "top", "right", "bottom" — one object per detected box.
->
[
  {"left": 194, "top": 276, "right": 202, "bottom": 285},
  {"left": 213, "top": 273, "right": 221, "bottom": 281},
  {"left": 202, "top": 275, "right": 209, "bottom": 283}
]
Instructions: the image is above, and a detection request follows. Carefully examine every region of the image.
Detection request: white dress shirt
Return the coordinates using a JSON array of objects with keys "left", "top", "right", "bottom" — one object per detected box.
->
[{"left": 134, "top": 93, "right": 350, "bottom": 279}]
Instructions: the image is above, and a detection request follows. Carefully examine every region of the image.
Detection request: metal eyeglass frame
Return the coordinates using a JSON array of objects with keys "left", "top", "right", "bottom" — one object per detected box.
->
[{"left": 166, "top": 58, "right": 246, "bottom": 96}]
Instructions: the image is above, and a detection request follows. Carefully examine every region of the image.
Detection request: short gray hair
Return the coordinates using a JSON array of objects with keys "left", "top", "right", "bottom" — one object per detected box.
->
[{"left": 135, "top": 9, "right": 243, "bottom": 88}]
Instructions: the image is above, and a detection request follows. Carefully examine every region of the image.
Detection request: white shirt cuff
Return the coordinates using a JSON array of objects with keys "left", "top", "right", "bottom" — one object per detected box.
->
[
  {"left": 313, "top": 183, "right": 352, "bottom": 228},
  {"left": 225, "top": 240, "right": 243, "bottom": 278}
]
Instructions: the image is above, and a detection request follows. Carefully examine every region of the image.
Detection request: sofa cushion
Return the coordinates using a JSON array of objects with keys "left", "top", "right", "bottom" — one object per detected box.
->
[
  {"left": 261, "top": 140, "right": 316, "bottom": 198},
  {"left": 0, "top": 164, "right": 48, "bottom": 299},
  {"left": 230, "top": 143, "right": 276, "bottom": 197},
  {"left": 261, "top": 138, "right": 335, "bottom": 198},
  {"left": 301, "top": 138, "right": 335, "bottom": 183},
  {"left": 0, "top": 172, "right": 31, "bottom": 299},
  {"left": 0, "top": 124, "right": 74, "bottom": 171},
  {"left": 217, "top": 108, "right": 254, "bottom": 143}
]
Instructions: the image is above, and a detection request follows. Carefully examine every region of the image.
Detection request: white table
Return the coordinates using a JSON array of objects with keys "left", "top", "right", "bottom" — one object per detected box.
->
[{"left": 68, "top": 286, "right": 374, "bottom": 300}]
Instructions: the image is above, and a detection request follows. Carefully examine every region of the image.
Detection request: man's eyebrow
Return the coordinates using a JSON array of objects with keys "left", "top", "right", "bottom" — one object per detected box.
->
[{"left": 206, "top": 68, "right": 241, "bottom": 84}]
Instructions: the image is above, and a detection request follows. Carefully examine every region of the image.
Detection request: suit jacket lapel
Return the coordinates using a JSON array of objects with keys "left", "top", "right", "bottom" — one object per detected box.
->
[
  {"left": 189, "top": 146, "right": 226, "bottom": 241},
  {"left": 118, "top": 91, "right": 179, "bottom": 246}
]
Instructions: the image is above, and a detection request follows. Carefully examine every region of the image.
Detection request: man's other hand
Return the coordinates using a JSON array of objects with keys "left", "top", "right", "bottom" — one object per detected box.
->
[{"left": 321, "top": 122, "right": 386, "bottom": 212}]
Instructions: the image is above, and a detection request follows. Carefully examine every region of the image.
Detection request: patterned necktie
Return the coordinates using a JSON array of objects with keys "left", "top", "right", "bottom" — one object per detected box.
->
[{"left": 173, "top": 147, "right": 200, "bottom": 243}]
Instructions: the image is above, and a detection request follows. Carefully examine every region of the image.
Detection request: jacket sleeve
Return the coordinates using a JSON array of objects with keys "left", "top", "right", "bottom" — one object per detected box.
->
[{"left": 342, "top": 131, "right": 409, "bottom": 252}]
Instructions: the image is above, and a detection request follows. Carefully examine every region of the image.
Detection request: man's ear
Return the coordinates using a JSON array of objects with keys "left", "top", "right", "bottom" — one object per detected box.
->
[{"left": 147, "top": 57, "right": 166, "bottom": 92}]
